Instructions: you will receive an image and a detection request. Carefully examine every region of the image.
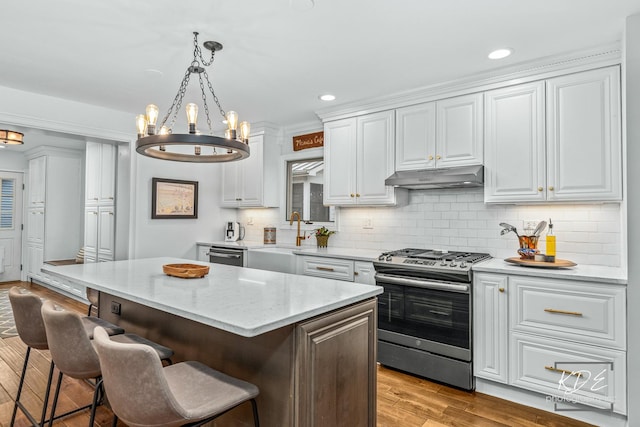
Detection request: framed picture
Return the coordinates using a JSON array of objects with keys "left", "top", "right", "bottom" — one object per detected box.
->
[{"left": 151, "top": 178, "right": 198, "bottom": 219}]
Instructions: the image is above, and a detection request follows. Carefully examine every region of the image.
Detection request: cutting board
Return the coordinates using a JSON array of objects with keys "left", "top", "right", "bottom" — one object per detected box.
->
[{"left": 504, "top": 257, "right": 577, "bottom": 269}]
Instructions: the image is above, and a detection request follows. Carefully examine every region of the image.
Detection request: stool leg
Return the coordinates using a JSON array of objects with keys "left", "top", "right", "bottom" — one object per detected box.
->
[
  {"left": 38, "top": 360, "right": 55, "bottom": 426},
  {"left": 88, "top": 378, "right": 102, "bottom": 427},
  {"left": 10, "top": 347, "right": 31, "bottom": 426},
  {"left": 251, "top": 398, "right": 260, "bottom": 427},
  {"left": 111, "top": 414, "right": 118, "bottom": 427},
  {"left": 48, "top": 371, "right": 64, "bottom": 427}
]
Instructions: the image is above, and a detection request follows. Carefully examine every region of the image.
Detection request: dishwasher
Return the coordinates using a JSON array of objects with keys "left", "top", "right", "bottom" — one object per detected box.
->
[{"left": 207, "top": 245, "right": 247, "bottom": 267}]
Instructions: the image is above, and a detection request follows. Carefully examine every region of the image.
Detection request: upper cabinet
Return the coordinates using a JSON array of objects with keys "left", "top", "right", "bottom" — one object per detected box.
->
[
  {"left": 324, "top": 111, "right": 407, "bottom": 206},
  {"left": 221, "top": 133, "right": 279, "bottom": 208},
  {"left": 27, "top": 155, "right": 47, "bottom": 207},
  {"left": 85, "top": 141, "right": 116, "bottom": 205},
  {"left": 395, "top": 93, "right": 483, "bottom": 171},
  {"left": 485, "top": 66, "right": 622, "bottom": 203}
]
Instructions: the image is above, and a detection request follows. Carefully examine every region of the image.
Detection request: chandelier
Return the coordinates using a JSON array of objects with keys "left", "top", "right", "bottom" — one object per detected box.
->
[
  {"left": 0, "top": 129, "right": 24, "bottom": 145},
  {"left": 135, "top": 32, "right": 250, "bottom": 163}
]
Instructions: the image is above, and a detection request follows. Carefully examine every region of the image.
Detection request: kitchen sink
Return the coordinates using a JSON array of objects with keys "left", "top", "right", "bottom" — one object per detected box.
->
[{"left": 247, "top": 247, "right": 297, "bottom": 274}]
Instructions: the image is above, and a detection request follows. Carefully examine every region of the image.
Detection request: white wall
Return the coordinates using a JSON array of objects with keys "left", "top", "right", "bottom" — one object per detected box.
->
[
  {"left": 131, "top": 154, "right": 227, "bottom": 259},
  {"left": 0, "top": 150, "right": 27, "bottom": 171}
]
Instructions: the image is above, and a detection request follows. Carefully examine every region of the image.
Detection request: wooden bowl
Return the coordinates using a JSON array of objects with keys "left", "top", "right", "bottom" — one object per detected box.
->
[{"left": 163, "top": 263, "right": 210, "bottom": 279}]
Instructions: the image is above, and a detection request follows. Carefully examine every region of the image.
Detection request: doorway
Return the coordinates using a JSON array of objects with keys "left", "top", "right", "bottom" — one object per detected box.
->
[{"left": 0, "top": 171, "right": 23, "bottom": 282}]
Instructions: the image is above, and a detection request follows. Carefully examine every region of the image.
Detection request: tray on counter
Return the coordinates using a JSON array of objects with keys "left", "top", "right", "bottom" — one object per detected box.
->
[
  {"left": 504, "top": 257, "right": 577, "bottom": 269},
  {"left": 163, "top": 263, "right": 210, "bottom": 278}
]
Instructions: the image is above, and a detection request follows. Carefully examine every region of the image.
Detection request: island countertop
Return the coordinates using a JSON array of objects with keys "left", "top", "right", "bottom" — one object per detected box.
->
[{"left": 42, "top": 257, "right": 382, "bottom": 337}]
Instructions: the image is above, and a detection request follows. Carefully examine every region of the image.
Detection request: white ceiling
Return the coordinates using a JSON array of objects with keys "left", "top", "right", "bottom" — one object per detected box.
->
[{"left": 1, "top": 0, "right": 639, "bottom": 146}]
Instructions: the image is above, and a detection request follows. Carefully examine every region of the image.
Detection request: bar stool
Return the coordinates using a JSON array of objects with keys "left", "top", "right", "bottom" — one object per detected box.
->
[
  {"left": 93, "top": 326, "right": 260, "bottom": 427},
  {"left": 41, "top": 301, "right": 174, "bottom": 427},
  {"left": 7, "top": 286, "right": 125, "bottom": 426}
]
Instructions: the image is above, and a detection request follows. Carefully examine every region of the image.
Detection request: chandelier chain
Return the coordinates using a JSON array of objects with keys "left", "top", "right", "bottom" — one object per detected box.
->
[
  {"left": 160, "top": 68, "right": 192, "bottom": 131},
  {"left": 198, "top": 73, "right": 213, "bottom": 134},
  {"left": 202, "top": 68, "right": 226, "bottom": 119},
  {"left": 193, "top": 32, "right": 216, "bottom": 67}
]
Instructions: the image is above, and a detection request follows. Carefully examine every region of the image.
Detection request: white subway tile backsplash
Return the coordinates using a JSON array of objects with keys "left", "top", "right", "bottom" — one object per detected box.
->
[{"left": 236, "top": 187, "right": 622, "bottom": 267}]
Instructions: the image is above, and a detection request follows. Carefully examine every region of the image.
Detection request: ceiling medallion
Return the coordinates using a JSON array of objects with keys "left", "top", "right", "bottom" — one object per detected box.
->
[{"left": 135, "top": 32, "right": 250, "bottom": 163}]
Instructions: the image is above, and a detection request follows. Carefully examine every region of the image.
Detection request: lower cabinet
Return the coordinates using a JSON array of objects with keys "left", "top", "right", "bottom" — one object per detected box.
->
[
  {"left": 473, "top": 273, "right": 627, "bottom": 415},
  {"left": 84, "top": 206, "right": 115, "bottom": 262},
  {"left": 298, "top": 256, "right": 376, "bottom": 285},
  {"left": 295, "top": 299, "right": 377, "bottom": 426}
]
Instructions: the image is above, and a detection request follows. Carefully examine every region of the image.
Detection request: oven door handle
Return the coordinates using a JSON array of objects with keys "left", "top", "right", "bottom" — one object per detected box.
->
[
  {"left": 375, "top": 273, "right": 469, "bottom": 293},
  {"left": 206, "top": 252, "right": 242, "bottom": 259}
]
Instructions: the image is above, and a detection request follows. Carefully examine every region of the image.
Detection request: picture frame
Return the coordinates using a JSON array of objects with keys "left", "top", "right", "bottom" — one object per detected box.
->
[{"left": 151, "top": 178, "right": 198, "bottom": 219}]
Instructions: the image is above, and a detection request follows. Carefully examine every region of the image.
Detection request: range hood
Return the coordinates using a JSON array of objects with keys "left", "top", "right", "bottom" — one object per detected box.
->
[{"left": 385, "top": 165, "right": 484, "bottom": 190}]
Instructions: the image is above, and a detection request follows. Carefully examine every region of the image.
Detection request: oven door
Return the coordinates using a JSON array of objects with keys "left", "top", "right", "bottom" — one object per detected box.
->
[
  {"left": 207, "top": 247, "right": 246, "bottom": 267},
  {"left": 375, "top": 273, "right": 471, "bottom": 361}
]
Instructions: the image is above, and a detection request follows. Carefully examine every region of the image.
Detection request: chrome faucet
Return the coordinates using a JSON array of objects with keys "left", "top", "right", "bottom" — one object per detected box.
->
[{"left": 289, "top": 211, "right": 304, "bottom": 246}]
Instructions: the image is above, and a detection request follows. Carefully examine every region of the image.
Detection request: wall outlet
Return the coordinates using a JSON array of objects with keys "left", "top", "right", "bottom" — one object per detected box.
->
[
  {"left": 523, "top": 220, "right": 538, "bottom": 233},
  {"left": 363, "top": 218, "right": 373, "bottom": 229},
  {"left": 247, "top": 217, "right": 254, "bottom": 225},
  {"left": 110, "top": 301, "right": 121, "bottom": 315}
]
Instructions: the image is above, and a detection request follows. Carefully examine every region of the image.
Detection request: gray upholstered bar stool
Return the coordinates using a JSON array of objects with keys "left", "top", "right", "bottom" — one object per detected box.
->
[
  {"left": 7, "top": 286, "right": 126, "bottom": 427},
  {"left": 41, "top": 301, "right": 174, "bottom": 427},
  {"left": 93, "top": 326, "right": 260, "bottom": 427}
]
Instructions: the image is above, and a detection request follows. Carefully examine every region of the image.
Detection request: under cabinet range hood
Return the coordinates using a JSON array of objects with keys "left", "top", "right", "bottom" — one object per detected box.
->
[{"left": 385, "top": 165, "right": 484, "bottom": 190}]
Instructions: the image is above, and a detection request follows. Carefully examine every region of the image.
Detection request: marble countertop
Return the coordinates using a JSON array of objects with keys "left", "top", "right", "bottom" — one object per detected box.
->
[
  {"left": 42, "top": 257, "right": 382, "bottom": 337},
  {"left": 472, "top": 258, "right": 627, "bottom": 285}
]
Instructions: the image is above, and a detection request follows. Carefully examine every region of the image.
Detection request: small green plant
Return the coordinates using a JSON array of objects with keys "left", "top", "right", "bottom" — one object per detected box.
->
[{"left": 313, "top": 226, "right": 336, "bottom": 237}]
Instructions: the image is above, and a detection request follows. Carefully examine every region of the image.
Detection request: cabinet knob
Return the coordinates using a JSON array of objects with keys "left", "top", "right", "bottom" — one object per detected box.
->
[
  {"left": 350, "top": 194, "right": 355, "bottom": 198},
  {"left": 108, "top": 197, "right": 114, "bottom": 200},
  {"left": 428, "top": 155, "right": 434, "bottom": 160},
  {"left": 548, "top": 186, "right": 554, "bottom": 191},
  {"left": 356, "top": 193, "right": 361, "bottom": 197},
  {"left": 499, "top": 288, "right": 505, "bottom": 293},
  {"left": 354, "top": 272, "right": 359, "bottom": 276},
  {"left": 109, "top": 212, "right": 114, "bottom": 215},
  {"left": 436, "top": 155, "right": 441, "bottom": 160},
  {"left": 235, "top": 198, "right": 242, "bottom": 201},
  {"left": 537, "top": 186, "right": 543, "bottom": 192},
  {"left": 93, "top": 198, "right": 99, "bottom": 200}
]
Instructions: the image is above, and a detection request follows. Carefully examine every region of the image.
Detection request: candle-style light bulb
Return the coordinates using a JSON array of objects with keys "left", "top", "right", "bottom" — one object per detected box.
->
[
  {"left": 158, "top": 126, "right": 169, "bottom": 135},
  {"left": 239, "top": 121, "right": 250, "bottom": 143},
  {"left": 226, "top": 110, "right": 238, "bottom": 140},
  {"left": 186, "top": 103, "right": 198, "bottom": 134},
  {"left": 135, "top": 115, "right": 147, "bottom": 138},
  {"left": 145, "top": 104, "right": 159, "bottom": 135}
]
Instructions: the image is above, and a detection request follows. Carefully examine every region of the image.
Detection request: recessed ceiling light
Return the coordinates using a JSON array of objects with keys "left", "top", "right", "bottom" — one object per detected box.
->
[
  {"left": 319, "top": 94, "right": 336, "bottom": 101},
  {"left": 488, "top": 48, "right": 513, "bottom": 60}
]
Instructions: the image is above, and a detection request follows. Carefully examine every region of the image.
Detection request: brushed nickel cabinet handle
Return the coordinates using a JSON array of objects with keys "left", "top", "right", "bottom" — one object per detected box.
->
[
  {"left": 499, "top": 288, "right": 505, "bottom": 293},
  {"left": 545, "top": 365, "right": 582, "bottom": 377},
  {"left": 316, "top": 266, "right": 335, "bottom": 272},
  {"left": 544, "top": 308, "right": 583, "bottom": 316}
]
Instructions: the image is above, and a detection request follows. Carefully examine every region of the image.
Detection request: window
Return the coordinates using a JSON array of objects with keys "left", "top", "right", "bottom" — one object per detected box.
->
[
  {"left": 0, "top": 178, "right": 15, "bottom": 229},
  {"left": 286, "top": 158, "right": 334, "bottom": 223}
]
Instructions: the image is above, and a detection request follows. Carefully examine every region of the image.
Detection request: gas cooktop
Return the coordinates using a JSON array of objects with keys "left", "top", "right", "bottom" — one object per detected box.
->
[{"left": 375, "top": 248, "right": 491, "bottom": 274}]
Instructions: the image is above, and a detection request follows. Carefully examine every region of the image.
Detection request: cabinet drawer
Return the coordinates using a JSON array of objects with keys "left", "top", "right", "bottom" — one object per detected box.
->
[
  {"left": 510, "top": 333, "right": 626, "bottom": 415},
  {"left": 300, "top": 256, "right": 354, "bottom": 281},
  {"left": 511, "top": 277, "right": 625, "bottom": 349}
]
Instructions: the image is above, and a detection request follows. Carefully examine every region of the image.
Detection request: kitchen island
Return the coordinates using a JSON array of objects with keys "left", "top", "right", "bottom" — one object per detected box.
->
[{"left": 43, "top": 257, "right": 382, "bottom": 427}]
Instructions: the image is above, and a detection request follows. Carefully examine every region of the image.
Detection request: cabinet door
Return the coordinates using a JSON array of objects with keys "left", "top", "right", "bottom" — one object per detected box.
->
[
  {"left": 239, "top": 136, "right": 264, "bottom": 207},
  {"left": 354, "top": 261, "right": 376, "bottom": 286},
  {"left": 84, "top": 207, "right": 98, "bottom": 262},
  {"left": 324, "top": 118, "right": 357, "bottom": 205},
  {"left": 97, "top": 206, "right": 115, "bottom": 260},
  {"left": 484, "top": 82, "right": 546, "bottom": 203},
  {"left": 473, "top": 273, "right": 509, "bottom": 384},
  {"left": 295, "top": 299, "right": 377, "bottom": 426},
  {"left": 221, "top": 161, "right": 241, "bottom": 207},
  {"left": 85, "top": 142, "right": 101, "bottom": 204},
  {"left": 546, "top": 66, "right": 622, "bottom": 201},
  {"left": 357, "top": 110, "right": 396, "bottom": 204},
  {"left": 26, "top": 244, "right": 44, "bottom": 279},
  {"left": 28, "top": 156, "right": 46, "bottom": 207},
  {"left": 436, "top": 93, "right": 483, "bottom": 168},
  {"left": 395, "top": 103, "right": 436, "bottom": 171},
  {"left": 26, "top": 208, "right": 45, "bottom": 244},
  {"left": 99, "top": 143, "right": 117, "bottom": 203}
]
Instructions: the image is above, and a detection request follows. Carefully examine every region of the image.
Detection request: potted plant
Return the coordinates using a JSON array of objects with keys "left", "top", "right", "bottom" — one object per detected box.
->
[{"left": 312, "top": 226, "right": 335, "bottom": 248}]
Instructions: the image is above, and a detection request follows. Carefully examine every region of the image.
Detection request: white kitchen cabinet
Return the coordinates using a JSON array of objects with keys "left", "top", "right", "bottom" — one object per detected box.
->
[
  {"left": 84, "top": 206, "right": 115, "bottom": 262},
  {"left": 473, "top": 272, "right": 627, "bottom": 415},
  {"left": 394, "top": 94, "right": 483, "bottom": 172},
  {"left": 26, "top": 208, "right": 45, "bottom": 245},
  {"left": 354, "top": 261, "right": 376, "bottom": 286},
  {"left": 484, "top": 66, "right": 622, "bottom": 203},
  {"left": 473, "top": 273, "right": 509, "bottom": 384},
  {"left": 27, "top": 156, "right": 46, "bottom": 207},
  {"left": 221, "top": 133, "right": 279, "bottom": 208},
  {"left": 324, "top": 111, "right": 406, "bottom": 206},
  {"left": 197, "top": 244, "right": 211, "bottom": 262},
  {"left": 484, "top": 82, "right": 546, "bottom": 202},
  {"left": 85, "top": 141, "right": 116, "bottom": 205}
]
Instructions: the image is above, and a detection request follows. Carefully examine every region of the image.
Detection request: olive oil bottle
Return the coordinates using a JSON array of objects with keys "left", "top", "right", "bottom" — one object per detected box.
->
[{"left": 546, "top": 218, "right": 556, "bottom": 262}]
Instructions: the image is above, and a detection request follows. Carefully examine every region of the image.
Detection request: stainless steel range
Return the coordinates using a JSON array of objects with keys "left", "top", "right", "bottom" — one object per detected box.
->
[{"left": 373, "top": 248, "right": 491, "bottom": 390}]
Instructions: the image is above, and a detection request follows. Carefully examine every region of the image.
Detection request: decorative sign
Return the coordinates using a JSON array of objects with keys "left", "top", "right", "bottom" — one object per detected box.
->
[{"left": 293, "top": 131, "right": 324, "bottom": 151}]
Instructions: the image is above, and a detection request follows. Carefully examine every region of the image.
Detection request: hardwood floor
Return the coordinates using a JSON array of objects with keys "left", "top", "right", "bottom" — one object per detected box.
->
[{"left": 0, "top": 281, "right": 595, "bottom": 427}]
